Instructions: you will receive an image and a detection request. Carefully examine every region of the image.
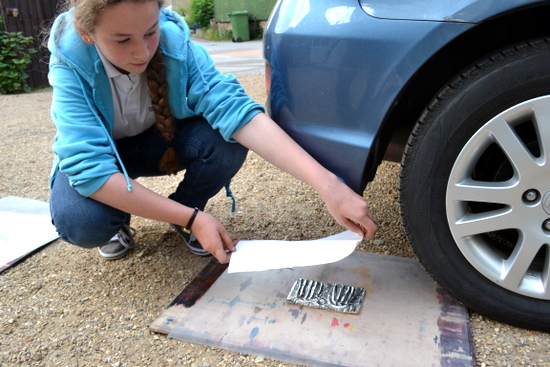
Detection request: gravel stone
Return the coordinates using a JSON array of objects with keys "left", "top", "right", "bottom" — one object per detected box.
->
[{"left": 0, "top": 73, "right": 549, "bottom": 367}]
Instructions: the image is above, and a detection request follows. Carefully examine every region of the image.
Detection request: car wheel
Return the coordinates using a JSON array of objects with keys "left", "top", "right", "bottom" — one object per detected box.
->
[{"left": 400, "top": 38, "right": 550, "bottom": 331}]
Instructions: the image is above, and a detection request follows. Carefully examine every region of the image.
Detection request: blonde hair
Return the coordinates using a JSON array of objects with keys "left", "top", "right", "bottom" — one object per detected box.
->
[
  {"left": 61, "top": 0, "right": 178, "bottom": 174},
  {"left": 61, "top": 0, "right": 164, "bottom": 33}
]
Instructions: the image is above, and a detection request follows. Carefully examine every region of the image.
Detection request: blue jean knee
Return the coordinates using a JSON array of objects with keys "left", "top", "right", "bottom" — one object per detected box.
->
[{"left": 49, "top": 172, "right": 129, "bottom": 248}]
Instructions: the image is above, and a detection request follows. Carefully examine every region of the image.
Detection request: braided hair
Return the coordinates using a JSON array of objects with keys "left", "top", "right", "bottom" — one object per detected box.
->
[{"left": 146, "top": 48, "right": 178, "bottom": 174}]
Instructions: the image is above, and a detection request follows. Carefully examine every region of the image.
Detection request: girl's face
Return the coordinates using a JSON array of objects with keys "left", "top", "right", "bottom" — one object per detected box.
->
[{"left": 77, "top": 1, "right": 160, "bottom": 74}]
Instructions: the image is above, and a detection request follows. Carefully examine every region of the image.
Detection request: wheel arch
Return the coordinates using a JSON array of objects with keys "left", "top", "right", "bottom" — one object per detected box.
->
[{"left": 363, "top": 3, "right": 550, "bottom": 185}]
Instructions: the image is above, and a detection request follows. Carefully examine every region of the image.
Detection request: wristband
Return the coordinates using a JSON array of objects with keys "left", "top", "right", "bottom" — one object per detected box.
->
[{"left": 182, "top": 207, "right": 199, "bottom": 234}]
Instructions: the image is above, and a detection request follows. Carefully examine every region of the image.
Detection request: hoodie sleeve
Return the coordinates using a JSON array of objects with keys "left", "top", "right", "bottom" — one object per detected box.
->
[
  {"left": 184, "top": 40, "right": 265, "bottom": 142},
  {"left": 49, "top": 57, "right": 120, "bottom": 197}
]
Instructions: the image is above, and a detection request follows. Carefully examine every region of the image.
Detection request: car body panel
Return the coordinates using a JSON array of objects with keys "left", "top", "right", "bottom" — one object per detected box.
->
[
  {"left": 265, "top": 0, "right": 549, "bottom": 192},
  {"left": 265, "top": 0, "right": 472, "bottom": 191},
  {"left": 359, "top": 0, "right": 545, "bottom": 22}
]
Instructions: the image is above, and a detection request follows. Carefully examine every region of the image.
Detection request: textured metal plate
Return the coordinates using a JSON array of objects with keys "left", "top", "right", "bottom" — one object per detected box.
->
[{"left": 286, "top": 278, "right": 366, "bottom": 314}]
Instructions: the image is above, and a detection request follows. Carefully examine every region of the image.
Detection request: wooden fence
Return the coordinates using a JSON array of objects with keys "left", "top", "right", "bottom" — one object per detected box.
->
[{"left": 1, "top": 0, "right": 58, "bottom": 89}]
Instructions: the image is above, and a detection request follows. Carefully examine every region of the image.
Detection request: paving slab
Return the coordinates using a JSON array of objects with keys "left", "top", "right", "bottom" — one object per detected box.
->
[{"left": 193, "top": 38, "right": 264, "bottom": 75}]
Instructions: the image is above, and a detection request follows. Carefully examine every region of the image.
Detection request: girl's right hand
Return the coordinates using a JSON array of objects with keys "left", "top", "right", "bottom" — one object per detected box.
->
[{"left": 191, "top": 211, "right": 237, "bottom": 264}]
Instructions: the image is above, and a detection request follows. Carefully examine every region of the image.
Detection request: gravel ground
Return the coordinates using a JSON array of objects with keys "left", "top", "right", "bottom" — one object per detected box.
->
[{"left": 1, "top": 73, "right": 549, "bottom": 367}]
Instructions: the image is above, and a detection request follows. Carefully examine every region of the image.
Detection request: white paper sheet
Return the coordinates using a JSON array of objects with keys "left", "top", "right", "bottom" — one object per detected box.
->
[
  {"left": 227, "top": 231, "right": 362, "bottom": 273},
  {"left": 0, "top": 196, "right": 59, "bottom": 269}
]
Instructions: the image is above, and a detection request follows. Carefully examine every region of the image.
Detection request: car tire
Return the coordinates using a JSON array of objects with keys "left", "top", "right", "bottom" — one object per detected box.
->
[{"left": 400, "top": 38, "right": 550, "bottom": 331}]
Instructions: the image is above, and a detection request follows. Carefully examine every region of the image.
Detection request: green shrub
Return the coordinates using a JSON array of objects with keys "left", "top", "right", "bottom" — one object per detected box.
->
[
  {"left": 203, "top": 28, "right": 232, "bottom": 41},
  {"left": 250, "top": 18, "right": 264, "bottom": 40},
  {"left": 189, "top": 0, "right": 214, "bottom": 28},
  {"left": 0, "top": 31, "right": 36, "bottom": 94},
  {"left": 173, "top": 6, "right": 195, "bottom": 31},
  {"left": 173, "top": 6, "right": 188, "bottom": 16}
]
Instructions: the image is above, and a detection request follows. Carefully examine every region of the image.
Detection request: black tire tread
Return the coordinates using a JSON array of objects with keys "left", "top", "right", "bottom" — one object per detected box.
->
[{"left": 399, "top": 37, "right": 550, "bottom": 331}]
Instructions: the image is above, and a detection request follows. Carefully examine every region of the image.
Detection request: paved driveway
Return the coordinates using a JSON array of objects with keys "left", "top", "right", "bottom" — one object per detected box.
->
[{"left": 192, "top": 38, "right": 264, "bottom": 75}]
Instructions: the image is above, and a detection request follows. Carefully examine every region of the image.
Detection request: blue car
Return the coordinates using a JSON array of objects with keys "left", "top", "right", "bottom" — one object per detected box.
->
[{"left": 264, "top": 0, "right": 550, "bottom": 331}]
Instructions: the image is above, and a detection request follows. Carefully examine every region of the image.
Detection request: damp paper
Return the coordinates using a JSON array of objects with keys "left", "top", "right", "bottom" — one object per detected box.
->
[{"left": 227, "top": 231, "right": 362, "bottom": 273}]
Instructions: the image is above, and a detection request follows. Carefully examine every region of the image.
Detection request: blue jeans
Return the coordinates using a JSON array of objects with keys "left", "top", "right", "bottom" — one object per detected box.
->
[{"left": 50, "top": 116, "right": 248, "bottom": 248}]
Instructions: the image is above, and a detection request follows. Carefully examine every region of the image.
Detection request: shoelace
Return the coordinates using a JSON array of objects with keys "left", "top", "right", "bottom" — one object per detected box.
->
[{"left": 110, "top": 225, "right": 136, "bottom": 249}]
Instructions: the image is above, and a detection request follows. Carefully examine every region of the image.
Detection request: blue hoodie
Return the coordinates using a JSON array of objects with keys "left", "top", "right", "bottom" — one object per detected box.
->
[{"left": 48, "top": 7, "right": 264, "bottom": 197}]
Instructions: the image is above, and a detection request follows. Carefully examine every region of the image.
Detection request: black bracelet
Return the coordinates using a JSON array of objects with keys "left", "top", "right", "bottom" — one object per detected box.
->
[{"left": 183, "top": 207, "right": 200, "bottom": 234}]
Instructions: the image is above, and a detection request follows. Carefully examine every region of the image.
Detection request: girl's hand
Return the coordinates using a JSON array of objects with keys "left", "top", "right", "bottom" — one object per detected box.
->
[
  {"left": 322, "top": 177, "right": 377, "bottom": 239},
  {"left": 190, "top": 211, "right": 237, "bottom": 264}
]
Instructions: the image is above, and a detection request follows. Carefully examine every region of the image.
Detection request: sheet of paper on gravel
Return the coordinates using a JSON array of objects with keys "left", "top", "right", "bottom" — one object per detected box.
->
[
  {"left": 227, "top": 230, "right": 362, "bottom": 273},
  {"left": 0, "top": 196, "right": 59, "bottom": 272}
]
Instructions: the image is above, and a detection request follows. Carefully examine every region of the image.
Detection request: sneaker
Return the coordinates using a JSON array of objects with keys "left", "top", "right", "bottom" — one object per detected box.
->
[
  {"left": 170, "top": 224, "right": 210, "bottom": 256},
  {"left": 98, "top": 225, "right": 136, "bottom": 260}
]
